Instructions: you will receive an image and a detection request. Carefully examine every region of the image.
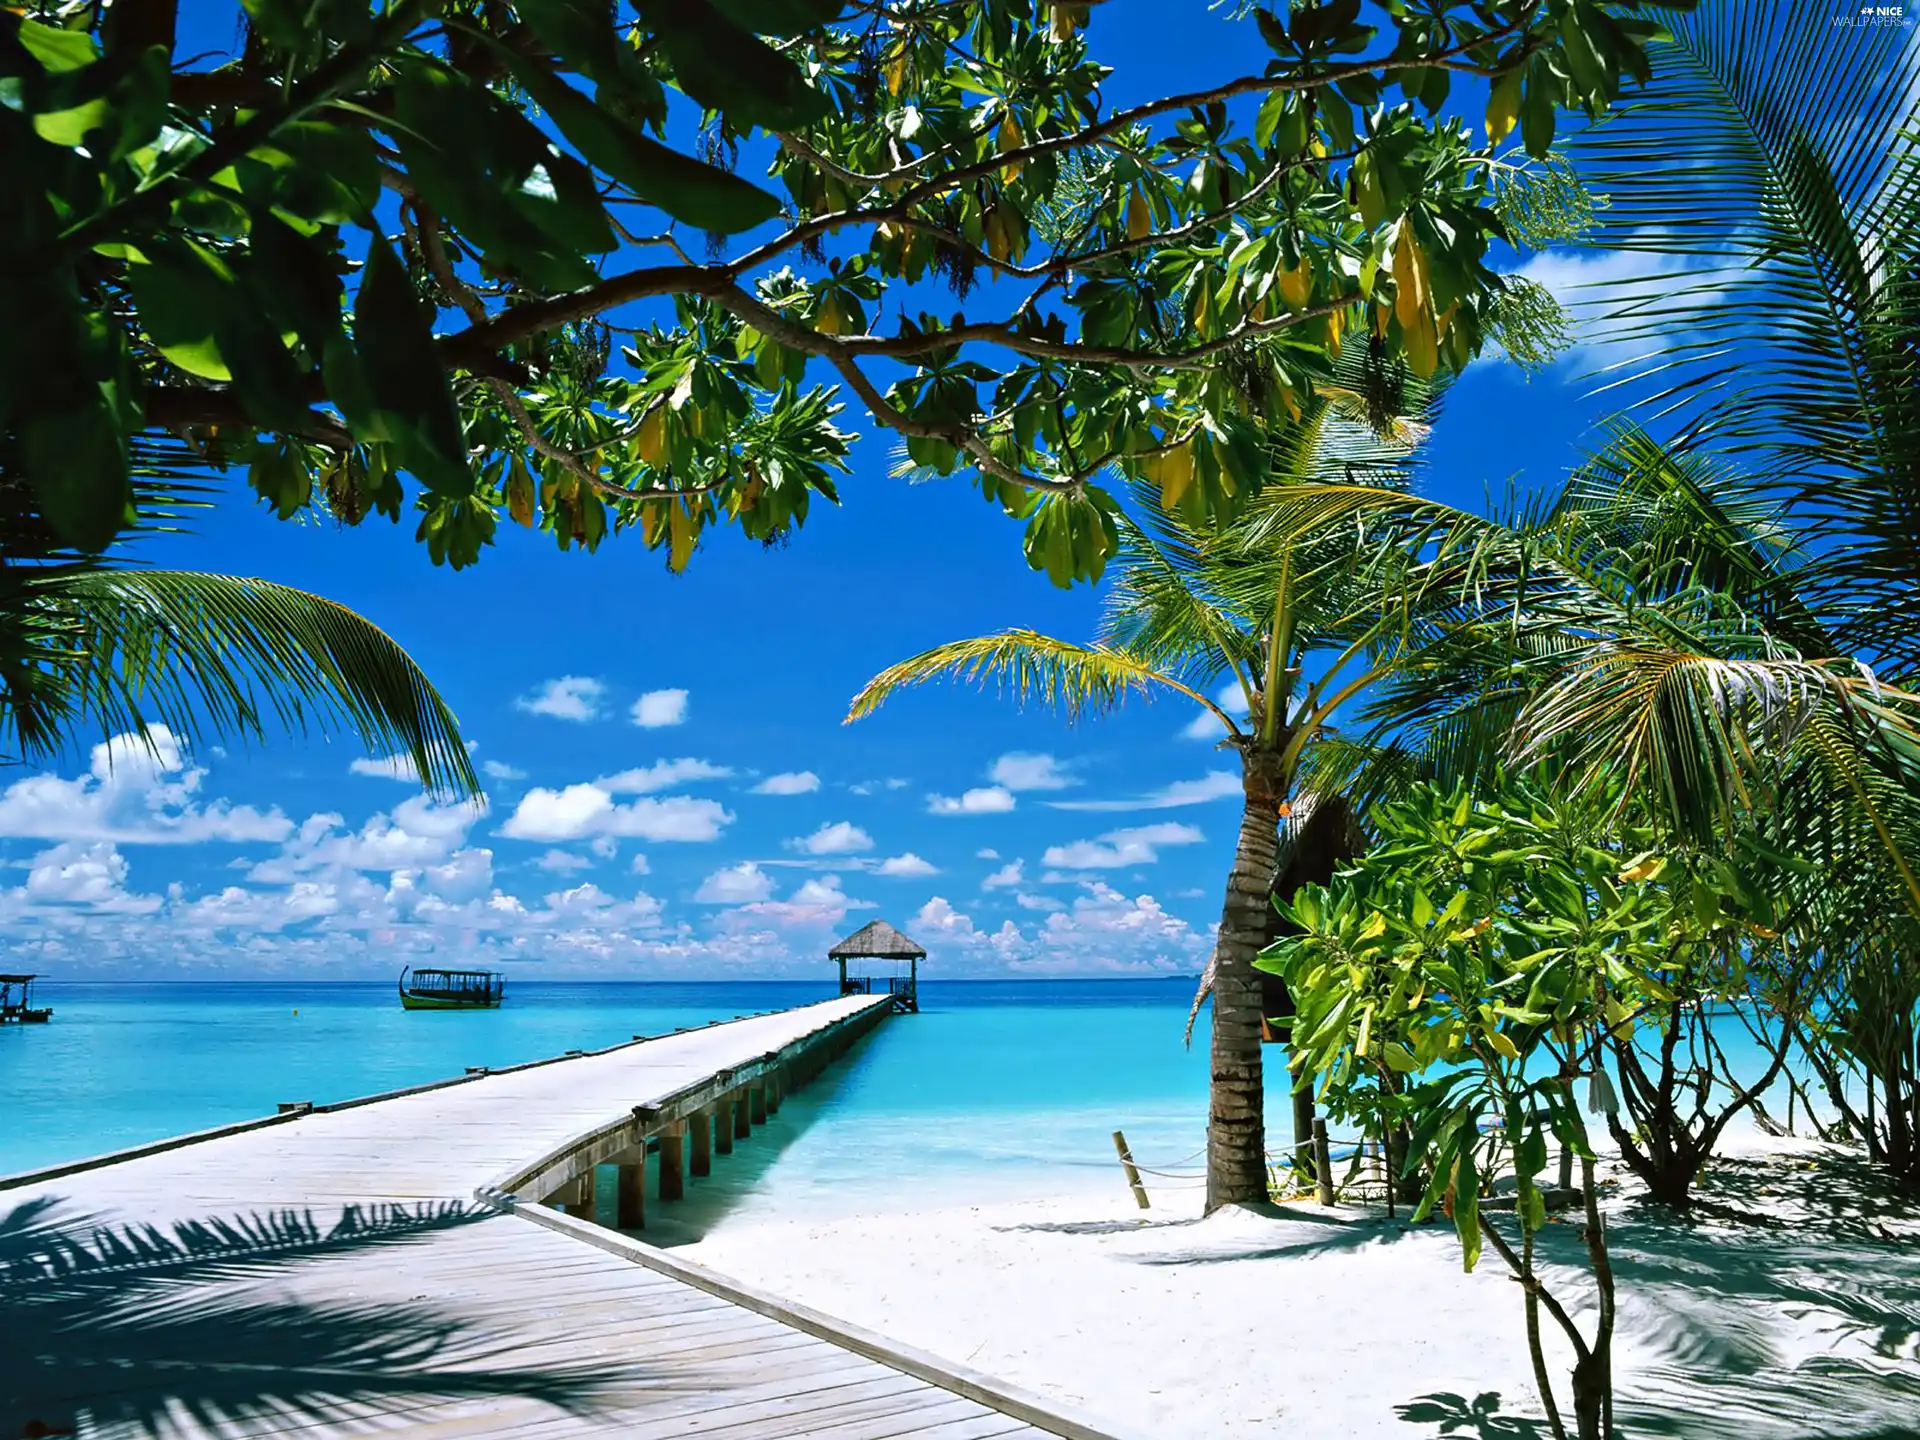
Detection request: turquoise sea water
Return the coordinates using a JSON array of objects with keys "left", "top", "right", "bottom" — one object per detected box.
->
[
  {"left": 0, "top": 980, "right": 1245, "bottom": 1214},
  {"left": 0, "top": 979, "right": 1808, "bottom": 1230}
]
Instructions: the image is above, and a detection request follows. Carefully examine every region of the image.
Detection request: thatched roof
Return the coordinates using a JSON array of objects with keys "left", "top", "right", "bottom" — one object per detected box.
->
[{"left": 828, "top": 919, "right": 926, "bottom": 960}]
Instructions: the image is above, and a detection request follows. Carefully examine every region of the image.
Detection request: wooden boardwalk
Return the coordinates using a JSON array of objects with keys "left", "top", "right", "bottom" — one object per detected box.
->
[{"left": 1, "top": 997, "right": 1118, "bottom": 1440}]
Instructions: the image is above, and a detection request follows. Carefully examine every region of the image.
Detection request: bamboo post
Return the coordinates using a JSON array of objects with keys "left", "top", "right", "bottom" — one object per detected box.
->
[
  {"left": 1312, "top": 1118, "right": 1335, "bottom": 1205},
  {"left": 1111, "top": 1130, "right": 1151, "bottom": 1210},
  {"left": 690, "top": 1107, "right": 712, "bottom": 1177},
  {"left": 616, "top": 1161, "right": 644, "bottom": 1229}
]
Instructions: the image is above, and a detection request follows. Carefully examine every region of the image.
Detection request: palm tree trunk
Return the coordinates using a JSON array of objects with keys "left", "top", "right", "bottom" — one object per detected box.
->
[{"left": 1206, "top": 755, "right": 1282, "bottom": 1211}]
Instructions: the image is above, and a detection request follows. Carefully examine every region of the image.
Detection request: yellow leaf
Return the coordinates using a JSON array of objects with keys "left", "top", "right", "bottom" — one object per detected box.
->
[
  {"left": 998, "top": 114, "right": 1025, "bottom": 183},
  {"left": 1143, "top": 440, "right": 1196, "bottom": 511},
  {"left": 884, "top": 43, "right": 908, "bottom": 95},
  {"left": 1486, "top": 69, "right": 1523, "bottom": 145},
  {"left": 1358, "top": 911, "right": 1387, "bottom": 942},
  {"left": 638, "top": 500, "right": 669, "bottom": 547},
  {"left": 1125, "top": 185, "right": 1151, "bottom": 242},
  {"left": 1617, "top": 851, "right": 1668, "bottom": 883},
  {"left": 983, "top": 205, "right": 1014, "bottom": 263},
  {"left": 667, "top": 502, "right": 697, "bottom": 572},
  {"left": 634, "top": 407, "right": 667, "bottom": 467},
  {"left": 1392, "top": 221, "right": 1439, "bottom": 378},
  {"left": 1486, "top": 1030, "right": 1521, "bottom": 1062},
  {"left": 1278, "top": 254, "right": 1312, "bottom": 311},
  {"left": 814, "top": 291, "right": 847, "bottom": 335}
]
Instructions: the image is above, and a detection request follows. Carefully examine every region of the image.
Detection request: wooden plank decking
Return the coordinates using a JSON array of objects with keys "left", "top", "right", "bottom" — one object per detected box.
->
[{"left": 1, "top": 997, "right": 1118, "bottom": 1440}]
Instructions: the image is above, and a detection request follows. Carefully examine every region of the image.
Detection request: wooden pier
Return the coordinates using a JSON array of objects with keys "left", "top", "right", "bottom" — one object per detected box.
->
[{"left": 1, "top": 996, "right": 1122, "bottom": 1440}]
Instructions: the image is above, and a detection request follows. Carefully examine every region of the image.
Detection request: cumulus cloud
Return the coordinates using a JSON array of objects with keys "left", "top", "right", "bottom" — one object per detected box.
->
[
  {"left": 516, "top": 676, "right": 606, "bottom": 722},
  {"left": 875, "top": 852, "right": 938, "bottom": 877},
  {"left": 21, "top": 841, "right": 162, "bottom": 913},
  {"left": 0, "top": 728, "right": 293, "bottom": 847},
  {"left": 599, "top": 758, "right": 732, "bottom": 794},
  {"left": 989, "top": 752, "right": 1076, "bottom": 791},
  {"left": 498, "top": 784, "right": 731, "bottom": 843},
  {"left": 535, "top": 849, "right": 593, "bottom": 873},
  {"left": 1042, "top": 822, "right": 1205, "bottom": 869},
  {"left": 249, "top": 796, "right": 486, "bottom": 882},
  {"left": 752, "top": 771, "right": 821, "bottom": 796},
  {"left": 1180, "top": 681, "right": 1250, "bottom": 741},
  {"left": 482, "top": 760, "right": 527, "bottom": 782},
  {"left": 722, "top": 872, "right": 869, "bottom": 929},
  {"left": 1049, "top": 771, "right": 1242, "bottom": 811},
  {"left": 926, "top": 786, "right": 1016, "bottom": 816},
  {"left": 631, "top": 689, "right": 689, "bottom": 728},
  {"left": 629, "top": 853, "right": 650, "bottom": 875},
  {"left": 348, "top": 754, "right": 422, "bottom": 783},
  {"left": 791, "top": 821, "right": 873, "bottom": 856},
  {"left": 980, "top": 859, "right": 1024, "bottom": 890},
  {"left": 911, "top": 896, "right": 975, "bottom": 935},
  {"left": 696, "top": 861, "right": 775, "bottom": 904}
]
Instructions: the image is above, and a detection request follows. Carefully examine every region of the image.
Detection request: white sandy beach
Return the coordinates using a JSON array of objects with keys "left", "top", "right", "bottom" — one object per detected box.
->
[{"left": 683, "top": 1129, "right": 1920, "bottom": 1440}]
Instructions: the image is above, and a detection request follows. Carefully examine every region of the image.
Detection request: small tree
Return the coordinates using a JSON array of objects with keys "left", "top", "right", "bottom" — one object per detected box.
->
[{"left": 1262, "top": 778, "right": 1775, "bottom": 1440}]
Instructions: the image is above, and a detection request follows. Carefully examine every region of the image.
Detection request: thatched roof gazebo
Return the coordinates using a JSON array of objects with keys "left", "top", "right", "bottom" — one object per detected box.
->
[{"left": 828, "top": 919, "right": 925, "bottom": 1013}]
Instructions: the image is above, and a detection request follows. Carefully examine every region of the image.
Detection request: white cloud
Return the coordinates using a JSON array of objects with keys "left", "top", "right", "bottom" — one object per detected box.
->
[
  {"left": 792, "top": 821, "right": 873, "bottom": 856},
  {"left": 21, "top": 841, "right": 162, "bottom": 913},
  {"left": 981, "top": 859, "right": 1024, "bottom": 890},
  {"left": 0, "top": 728, "right": 292, "bottom": 847},
  {"left": 631, "top": 688, "right": 689, "bottom": 728},
  {"left": 348, "top": 754, "right": 421, "bottom": 783},
  {"left": 535, "top": 849, "right": 593, "bottom": 873},
  {"left": 752, "top": 771, "right": 821, "bottom": 796},
  {"left": 696, "top": 861, "right": 775, "bottom": 904},
  {"left": 1014, "top": 891, "right": 1063, "bottom": 912},
  {"left": 1042, "top": 822, "right": 1206, "bottom": 869},
  {"left": 875, "top": 852, "right": 938, "bottom": 877},
  {"left": 723, "top": 872, "right": 869, "bottom": 929},
  {"left": 250, "top": 796, "right": 486, "bottom": 882},
  {"left": 599, "top": 758, "right": 732, "bottom": 794},
  {"left": 849, "top": 777, "right": 910, "bottom": 796},
  {"left": 516, "top": 676, "right": 606, "bottom": 722},
  {"left": 1050, "top": 771, "right": 1242, "bottom": 811},
  {"left": 1504, "top": 246, "right": 1704, "bottom": 376},
  {"left": 912, "top": 896, "right": 975, "bottom": 936},
  {"left": 629, "top": 853, "right": 650, "bottom": 875},
  {"left": 499, "top": 784, "right": 731, "bottom": 844},
  {"left": 927, "top": 786, "right": 1016, "bottom": 816},
  {"left": 482, "top": 760, "right": 527, "bottom": 782},
  {"left": 989, "top": 752, "right": 1076, "bottom": 792},
  {"left": 1180, "top": 681, "right": 1248, "bottom": 740},
  {"left": 976, "top": 847, "right": 1001, "bottom": 860}
]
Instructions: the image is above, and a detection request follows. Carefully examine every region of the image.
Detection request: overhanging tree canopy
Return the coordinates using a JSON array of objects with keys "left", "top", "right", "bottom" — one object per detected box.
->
[{"left": 2, "top": 0, "right": 1684, "bottom": 582}]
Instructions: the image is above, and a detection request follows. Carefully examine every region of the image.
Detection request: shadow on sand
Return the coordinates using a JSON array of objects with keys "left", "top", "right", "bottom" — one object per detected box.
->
[
  {"left": 1396, "top": 1149, "right": 1920, "bottom": 1440},
  {"left": 0, "top": 1196, "right": 631, "bottom": 1438}
]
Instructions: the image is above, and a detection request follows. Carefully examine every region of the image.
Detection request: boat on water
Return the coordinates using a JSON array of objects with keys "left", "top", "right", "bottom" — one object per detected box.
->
[
  {"left": 398, "top": 967, "right": 505, "bottom": 1011},
  {"left": 1, "top": 973, "right": 52, "bottom": 1024}
]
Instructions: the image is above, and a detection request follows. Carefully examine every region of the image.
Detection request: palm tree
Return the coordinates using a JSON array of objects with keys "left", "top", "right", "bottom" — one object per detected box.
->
[
  {"left": 847, "top": 367, "right": 1441, "bottom": 1210},
  {"left": 0, "top": 457, "right": 478, "bottom": 795}
]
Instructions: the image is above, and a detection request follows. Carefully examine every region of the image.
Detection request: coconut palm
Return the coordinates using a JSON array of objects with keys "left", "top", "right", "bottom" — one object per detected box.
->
[
  {"left": 1554, "top": 0, "right": 1920, "bottom": 674},
  {"left": 847, "top": 364, "right": 1443, "bottom": 1210},
  {"left": 0, "top": 456, "right": 477, "bottom": 795}
]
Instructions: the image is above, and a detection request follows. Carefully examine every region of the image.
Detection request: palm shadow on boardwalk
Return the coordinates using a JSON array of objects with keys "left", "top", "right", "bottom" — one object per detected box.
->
[{"left": 1, "top": 1196, "right": 630, "bottom": 1438}]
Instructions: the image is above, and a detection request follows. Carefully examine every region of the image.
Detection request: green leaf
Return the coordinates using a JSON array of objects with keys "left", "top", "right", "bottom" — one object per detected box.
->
[
  {"left": 17, "top": 17, "right": 96, "bottom": 73},
  {"left": 20, "top": 404, "right": 131, "bottom": 553},
  {"left": 1452, "top": 1148, "right": 1482, "bottom": 1271},
  {"left": 486, "top": 46, "right": 782, "bottom": 233},
  {"left": 637, "top": 0, "right": 829, "bottom": 130},
  {"left": 353, "top": 234, "right": 472, "bottom": 496},
  {"left": 709, "top": 0, "right": 846, "bottom": 35}
]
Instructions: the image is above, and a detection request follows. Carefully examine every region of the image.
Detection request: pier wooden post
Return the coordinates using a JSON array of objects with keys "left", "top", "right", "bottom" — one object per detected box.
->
[
  {"left": 659, "top": 1125, "right": 685, "bottom": 1202},
  {"left": 616, "top": 1161, "right": 645, "bottom": 1229},
  {"left": 765, "top": 1066, "right": 783, "bottom": 1115},
  {"left": 733, "top": 1090, "right": 752, "bottom": 1140},
  {"left": 714, "top": 1097, "right": 735, "bottom": 1154},
  {"left": 749, "top": 1082, "right": 767, "bottom": 1126},
  {"left": 690, "top": 1107, "right": 713, "bottom": 1176},
  {"left": 1312, "top": 1118, "right": 1335, "bottom": 1206},
  {"left": 563, "top": 1171, "right": 596, "bottom": 1221}
]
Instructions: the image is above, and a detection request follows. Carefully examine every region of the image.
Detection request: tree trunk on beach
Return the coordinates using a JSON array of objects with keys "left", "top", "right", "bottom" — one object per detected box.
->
[{"left": 1206, "top": 754, "right": 1283, "bottom": 1211}]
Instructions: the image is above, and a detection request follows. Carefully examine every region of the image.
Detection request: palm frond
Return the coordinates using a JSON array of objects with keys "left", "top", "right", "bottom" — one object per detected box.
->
[
  {"left": 845, "top": 628, "right": 1234, "bottom": 730},
  {"left": 4, "top": 571, "right": 479, "bottom": 798}
]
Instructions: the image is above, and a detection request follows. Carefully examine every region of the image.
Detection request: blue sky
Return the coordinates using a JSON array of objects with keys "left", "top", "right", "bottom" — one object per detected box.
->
[{"left": 0, "top": 4, "right": 1627, "bottom": 980}]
